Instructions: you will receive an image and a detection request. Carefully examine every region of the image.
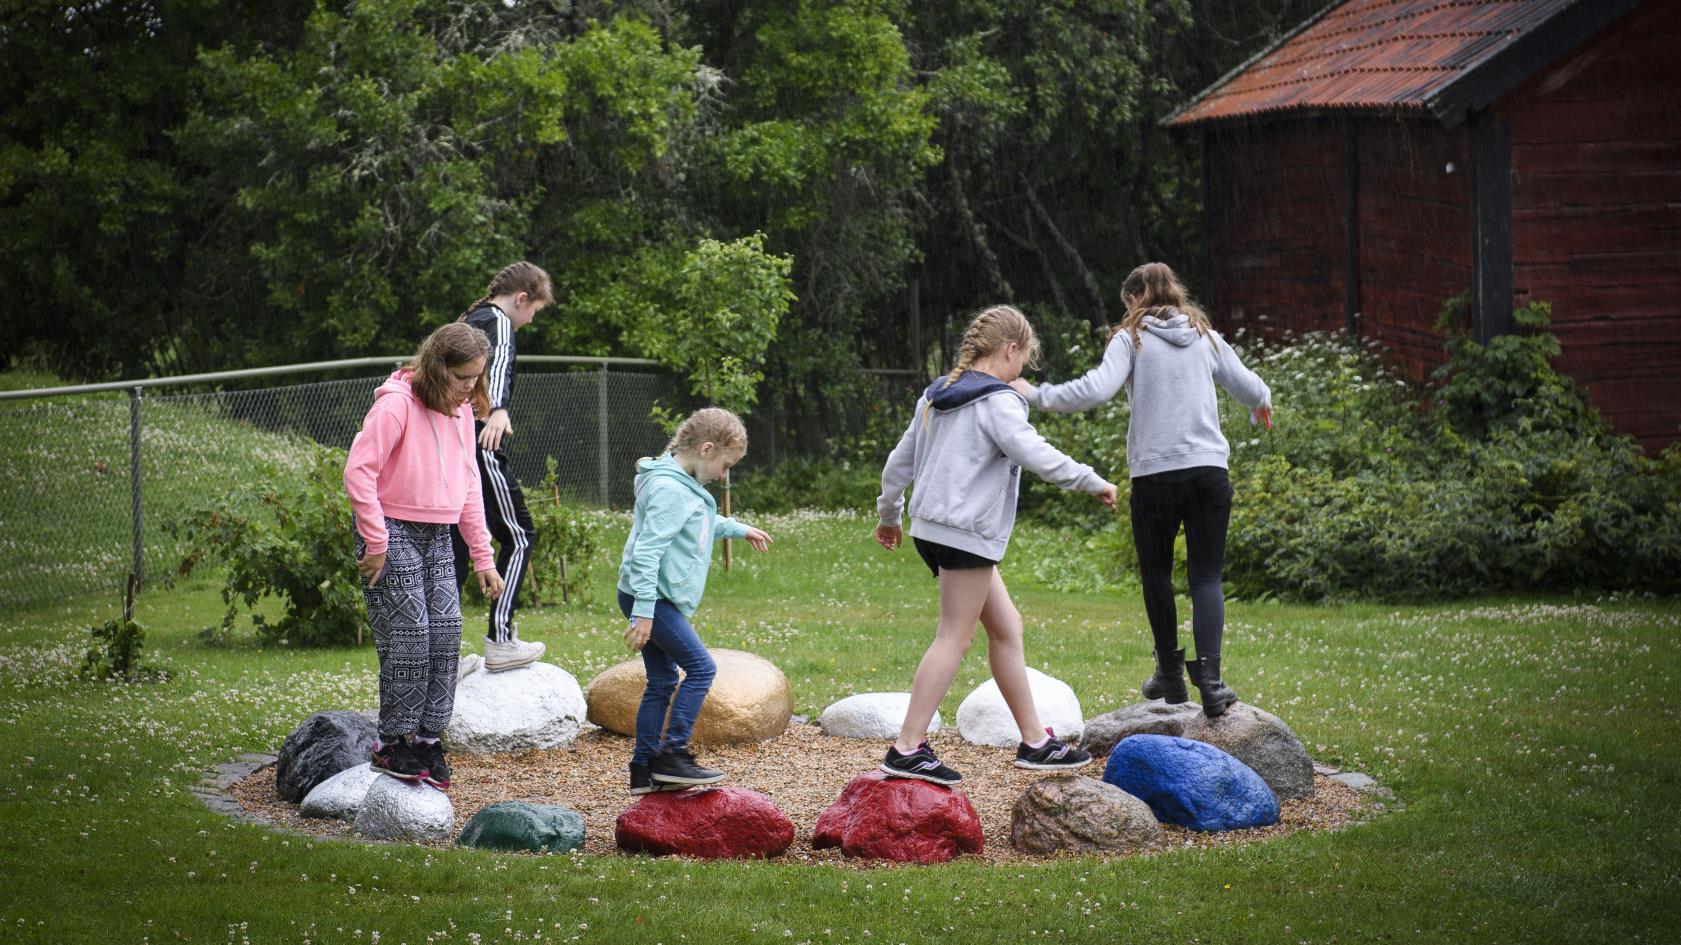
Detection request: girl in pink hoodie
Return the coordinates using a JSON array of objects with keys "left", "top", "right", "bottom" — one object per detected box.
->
[{"left": 345, "top": 323, "right": 506, "bottom": 789}]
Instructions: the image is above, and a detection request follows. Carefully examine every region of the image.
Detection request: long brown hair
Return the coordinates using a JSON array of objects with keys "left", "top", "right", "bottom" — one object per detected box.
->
[
  {"left": 456, "top": 261, "right": 553, "bottom": 321},
  {"left": 1111, "top": 262, "right": 1212, "bottom": 350},
  {"left": 407, "top": 323, "right": 491, "bottom": 418}
]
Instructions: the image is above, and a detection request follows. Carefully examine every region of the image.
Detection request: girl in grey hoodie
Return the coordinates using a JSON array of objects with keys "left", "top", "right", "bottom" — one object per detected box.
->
[
  {"left": 875, "top": 305, "right": 1119, "bottom": 785},
  {"left": 1016, "top": 262, "right": 1272, "bottom": 718}
]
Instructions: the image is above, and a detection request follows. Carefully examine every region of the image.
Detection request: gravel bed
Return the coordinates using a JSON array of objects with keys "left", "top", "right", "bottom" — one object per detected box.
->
[{"left": 227, "top": 724, "right": 1379, "bottom": 867}]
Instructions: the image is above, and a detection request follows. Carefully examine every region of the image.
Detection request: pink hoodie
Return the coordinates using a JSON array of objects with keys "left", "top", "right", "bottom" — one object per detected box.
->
[{"left": 344, "top": 370, "right": 493, "bottom": 570}]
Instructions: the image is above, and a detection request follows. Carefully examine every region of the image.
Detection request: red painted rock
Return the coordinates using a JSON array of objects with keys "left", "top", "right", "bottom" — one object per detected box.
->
[
  {"left": 614, "top": 787, "right": 794, "bottom": 859},
  {"left": 812, "top": 772, "right": 984, "bottom": 864}
]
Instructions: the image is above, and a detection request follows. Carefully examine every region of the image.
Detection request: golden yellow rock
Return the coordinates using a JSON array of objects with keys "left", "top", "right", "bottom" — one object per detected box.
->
[{"left": 584, "top": 648, "right": 793, "bottom": 745}]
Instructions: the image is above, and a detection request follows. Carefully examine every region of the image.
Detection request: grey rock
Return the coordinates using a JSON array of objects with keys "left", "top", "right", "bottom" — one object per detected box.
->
[
  {"left": 447, "top": 661, "right": 586, "bottom": 753},
  {"left": 300, "top": 763, "right": 379, "bottom": 821},
  {"left": 1079, "top": 701, "right": 1202, "bottom": 762},
  {"left": 353, "top": 775, "right": 455, "bottom": 842},
  {"left": 818, "top": 693, "right": 940, "bottom": 740},
  {"left": 1009, "top": 776, "right": 1162, "bottom": 854},
  {"left": 1330, "top": 771, "right": 1378, "bottom": 792},
  {"left": 274, "top": 710, "right": 378, "bottom": 803},
  {"left": 1184, "top": 704, "right": 1315, "bottom": 801},
  {"left": 1082, "top": 700, "right": 1315, "bottom": 802},
  {"left": 457, "top": 801, "right": 586, "bottom": 853}
]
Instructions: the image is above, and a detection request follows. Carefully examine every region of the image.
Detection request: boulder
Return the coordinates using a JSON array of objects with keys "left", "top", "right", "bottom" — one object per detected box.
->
[
  {"left": 1079, "top": 700, "right": 1202, "bottom": 763},
  {"left": 586, "top": 649, "right": 792, "bottom": 746},
  {"left": 1082, "top": 701, "right": 1314, "bottom": 802},
  {"left": 1009, "top": 776, "right": 1162, "bottom": 855},
  {"left": 614, "top": 787, "right": 793, "bottom": 859},
  {"left": 458, "top": 801, "right": 585, "bottom": 853},
  {"left": 1184, "top": 705, "right": 1315, "bottom": 801},
  {"left": 353, "top": 775, "right": 455, "bottom": 842},
  {"left": 1102, "top": 734, "right": 1278, "bottom": 832},
  {"left": 818, "top": 693, "right": 940, "bottom": 740},
  {"left": 955, "top": 668, "right": 1083, "bottom": 748},
  {"left": 447, "top": 661, "right": 587, "bottom": 753},
  {"left": 274, "top": 710, "right": 378, "bottom": 803},
  {"left": 299, "top": 763, "right": 378, "bottom": 821},
  {"left": 812, "top": 772, "right": 984, "bottom": 864}
]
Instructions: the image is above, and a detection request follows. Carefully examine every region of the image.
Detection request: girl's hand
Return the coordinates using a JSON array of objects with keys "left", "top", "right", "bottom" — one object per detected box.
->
[
  {"left": 357, "top": 551, "right": 387, "bottom": 586},
  {"left": 875, "top": 524, "right": 902, "bottom": 551},
  {"left": 1095, "top": 482, "right": 1119, "bottom": 509},
  {"left": 479, "top": 409, "right": 513, "bottom": 451},
  {"left": 624, "top": 617, "right": 653, "bottom": 652},
  {"left": 1251, "top": 405, "right": 1273, "bottom": 430},
  {"left": 477, "top": 568, "right": 506, "bottom": 600},
  {"left": 1008, "top": 378, "right": 1034, "bottom": 399},
  {"left": 743, "top": 527, "right": 773, "bottom": 552}
]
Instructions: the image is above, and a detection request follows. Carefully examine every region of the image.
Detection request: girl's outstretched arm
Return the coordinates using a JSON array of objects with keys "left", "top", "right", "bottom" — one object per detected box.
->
[
  {"left": 1210, "top": 332, "right": 1272, "bottom": 411},
  {"left": 875, "top": 398, "right": 923, "bottom": 528},
  {"left": 981, "top": 395, "right": 1110, "bottom": 496},
  {"left": 1027, "top": 332, "right": 1136, "bottom": 413}
]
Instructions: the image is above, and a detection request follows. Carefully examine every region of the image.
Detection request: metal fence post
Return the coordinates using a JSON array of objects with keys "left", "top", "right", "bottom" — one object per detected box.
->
[
  {"left": 129, "top": 386, "right": 144, "bottom": 588},
  {"left": 597, "top": 362, "right": 611, "bottom": 507}
]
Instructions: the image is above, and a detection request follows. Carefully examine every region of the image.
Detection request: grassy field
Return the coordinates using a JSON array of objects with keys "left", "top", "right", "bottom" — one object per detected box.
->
[{"left": 2, "top": 511, "right": 1678, "bottom": 944}]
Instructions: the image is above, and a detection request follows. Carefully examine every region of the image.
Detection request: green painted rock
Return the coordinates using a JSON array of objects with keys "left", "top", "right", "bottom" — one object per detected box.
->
[{"left": 457, "top": 801, "right": 585, "bottom": 853}]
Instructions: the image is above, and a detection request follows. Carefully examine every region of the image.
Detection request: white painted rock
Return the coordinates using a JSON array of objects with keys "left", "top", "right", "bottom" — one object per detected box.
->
[
  {"left": 299, "top": 762, "right": 378, "bottom": 821},
  {"left": 818, "top": 693, "right": 941, "bottom": 740},
  {"left": 955, "top": 667, "right": 1084, "bottom": 748},
  {"left": 353, "top": 774, "right": 455, "bottom": 842},
  {"left": 446, "top": 661, "right": 587, "bottom": 753}
]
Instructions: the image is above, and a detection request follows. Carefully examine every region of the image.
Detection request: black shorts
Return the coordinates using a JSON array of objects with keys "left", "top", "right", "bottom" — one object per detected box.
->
[{"left": 913, "top": 537, "right": 999, "bottom": 578}]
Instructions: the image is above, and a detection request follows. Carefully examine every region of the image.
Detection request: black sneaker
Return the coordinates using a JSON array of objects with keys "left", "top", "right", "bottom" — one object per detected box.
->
[
  {"left": 1013, "top": 731, "right": 1092, "bottom": 771},
  {"left": 648, "top": 747, "right": 726, "bottom": 786},
  {"left": 630, "top": 761, "right": 692, "bottom": 796},
  {"left": 879, "top": 741, "right": 962, "bottom": 786},
  {"left": 416, "top": 739, "right": 451, "bottom": 790},
  {"left": 371, "top": 738, "right": 428, "bottom": 782}
]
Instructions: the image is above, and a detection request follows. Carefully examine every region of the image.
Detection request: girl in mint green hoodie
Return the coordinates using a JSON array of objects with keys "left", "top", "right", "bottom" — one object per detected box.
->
[{"left": 616, "top": 408, "right": 772, "bottom": 795}]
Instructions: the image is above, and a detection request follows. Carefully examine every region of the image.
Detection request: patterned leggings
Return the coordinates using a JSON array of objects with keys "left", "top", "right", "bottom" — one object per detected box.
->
[{"left": 359, "top": 518, "right": 462, "bottom": 741}]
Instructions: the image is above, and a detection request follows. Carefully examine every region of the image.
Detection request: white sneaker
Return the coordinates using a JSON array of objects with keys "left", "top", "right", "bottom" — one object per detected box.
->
[
  {"left": 456, "top": 653, "right": 483, "bottom": 683},
  {"left": 483, "top": 633, "right": 545, "bottom": 672}
]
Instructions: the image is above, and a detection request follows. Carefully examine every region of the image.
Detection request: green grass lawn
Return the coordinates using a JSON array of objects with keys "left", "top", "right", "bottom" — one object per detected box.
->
[{"left": 2, "top": 511, "right": 1678, "bottom": 944}]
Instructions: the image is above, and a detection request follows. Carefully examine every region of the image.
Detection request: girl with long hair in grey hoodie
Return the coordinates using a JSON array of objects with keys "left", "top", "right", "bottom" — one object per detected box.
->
[
  {"left": 1014, "top": 262, "right": 1272, "bottom": 718},
  {"left": 876, "top": 305, "right": 1119, "bottom": 785}
]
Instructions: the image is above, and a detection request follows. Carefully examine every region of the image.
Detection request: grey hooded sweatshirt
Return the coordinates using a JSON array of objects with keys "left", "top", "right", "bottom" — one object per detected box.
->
[
  {"left": 877, "top": 371, "right": 1108, "bottom": 560},
  {"left": 1027, "top": 311, "right": 1271, "bottom": 478}
]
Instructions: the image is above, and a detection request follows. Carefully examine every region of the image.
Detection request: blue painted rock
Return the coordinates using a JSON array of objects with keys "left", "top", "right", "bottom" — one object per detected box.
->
[
  {"left": 458, "top": 801, "right": 585, "bottom": 853},
  {"left": 1102, "top": 734, "right": 1279, "bottom": 831}
]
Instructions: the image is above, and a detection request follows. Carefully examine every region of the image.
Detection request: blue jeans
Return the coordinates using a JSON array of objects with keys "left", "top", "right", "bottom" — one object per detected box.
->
[{"left": 617, "top": 591, "right": 716, "bottom": 764}]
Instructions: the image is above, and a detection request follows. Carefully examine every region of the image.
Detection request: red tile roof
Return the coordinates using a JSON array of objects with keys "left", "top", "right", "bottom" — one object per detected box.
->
[{"left": 1166, "top": 0, "right": 1630, "bottom": 128}]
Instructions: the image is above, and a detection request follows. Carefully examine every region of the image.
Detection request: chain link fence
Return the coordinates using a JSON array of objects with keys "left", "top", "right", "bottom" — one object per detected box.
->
[{"left": 0, "top": 360, "right": 685, "bottom": 611}]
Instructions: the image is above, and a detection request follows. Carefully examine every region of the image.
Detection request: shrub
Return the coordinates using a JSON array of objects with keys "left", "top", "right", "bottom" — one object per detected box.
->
[
  {"left": 78, "top": 617, "right": 162, "bottom": 681},
  {"left": 173, "top": 444, "right": 365, "bottom": 646},
  {"left": 521, "top": 457, "right": 607, "bottom": 606}
]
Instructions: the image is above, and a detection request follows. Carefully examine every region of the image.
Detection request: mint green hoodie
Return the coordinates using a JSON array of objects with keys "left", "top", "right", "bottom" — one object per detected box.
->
[{"left": 617, "top": 454, "right": 750, "bottom": 619}]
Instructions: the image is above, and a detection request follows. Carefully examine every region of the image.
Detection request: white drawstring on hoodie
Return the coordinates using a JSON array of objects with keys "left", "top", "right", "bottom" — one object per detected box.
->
[{"left": 426, "top": 407, "right": 468, "bottom": 488}]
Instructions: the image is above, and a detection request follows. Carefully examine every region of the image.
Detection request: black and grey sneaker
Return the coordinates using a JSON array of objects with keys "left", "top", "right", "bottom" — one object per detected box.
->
[
  {"left": 1013, "top": 730, "right": 1092, "bottom": 771},
  {"left": 879, "top": 741, "right": 962, "bottom": 786},
  {"left": 371, "top": 738, "right": 428, "bottom": 782},
  {"left": 648, "top": 747, "right": 727, "bottom": 787},
  {"left": 630, "top": 761, "right": 693, "bottom": 796},
  {"left": 416, "top": 739, "right": 451, "bottom": 790}
]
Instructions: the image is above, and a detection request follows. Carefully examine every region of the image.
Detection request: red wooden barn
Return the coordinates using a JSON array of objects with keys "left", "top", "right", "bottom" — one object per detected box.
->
[{"left": 1166, "top": 0, "right": 1681, "bottom": 451}]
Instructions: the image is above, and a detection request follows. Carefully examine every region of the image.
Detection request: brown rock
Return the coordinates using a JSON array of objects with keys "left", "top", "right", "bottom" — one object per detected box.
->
[
  {"left": 584, "top": 648, "right": 793, "bottom": 746},
  {"left": 1010, "top": 775, "right": 1161, "bottom": 855},
  {"left": 1183, "top": 704, "right": 1315, "bottom": 801}
]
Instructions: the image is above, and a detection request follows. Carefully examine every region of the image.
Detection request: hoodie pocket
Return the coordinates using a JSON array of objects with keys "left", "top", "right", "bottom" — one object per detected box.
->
[{"left": 971, "top": 465, "right": 1021, "bottom": 539}]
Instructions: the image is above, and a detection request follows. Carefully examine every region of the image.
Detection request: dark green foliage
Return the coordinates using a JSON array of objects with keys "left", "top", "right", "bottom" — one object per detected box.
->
[
  {"left": 172, "top": 445, "right": 365, "bottom": 646},
  {"left": 78, "top": 617, "right": 159, "bottom": 682}
]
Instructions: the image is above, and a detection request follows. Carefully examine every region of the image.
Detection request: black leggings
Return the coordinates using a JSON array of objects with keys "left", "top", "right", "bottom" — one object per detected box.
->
[{"left": 1129, "top": 467, "right": 1233, "bottom": 659}]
